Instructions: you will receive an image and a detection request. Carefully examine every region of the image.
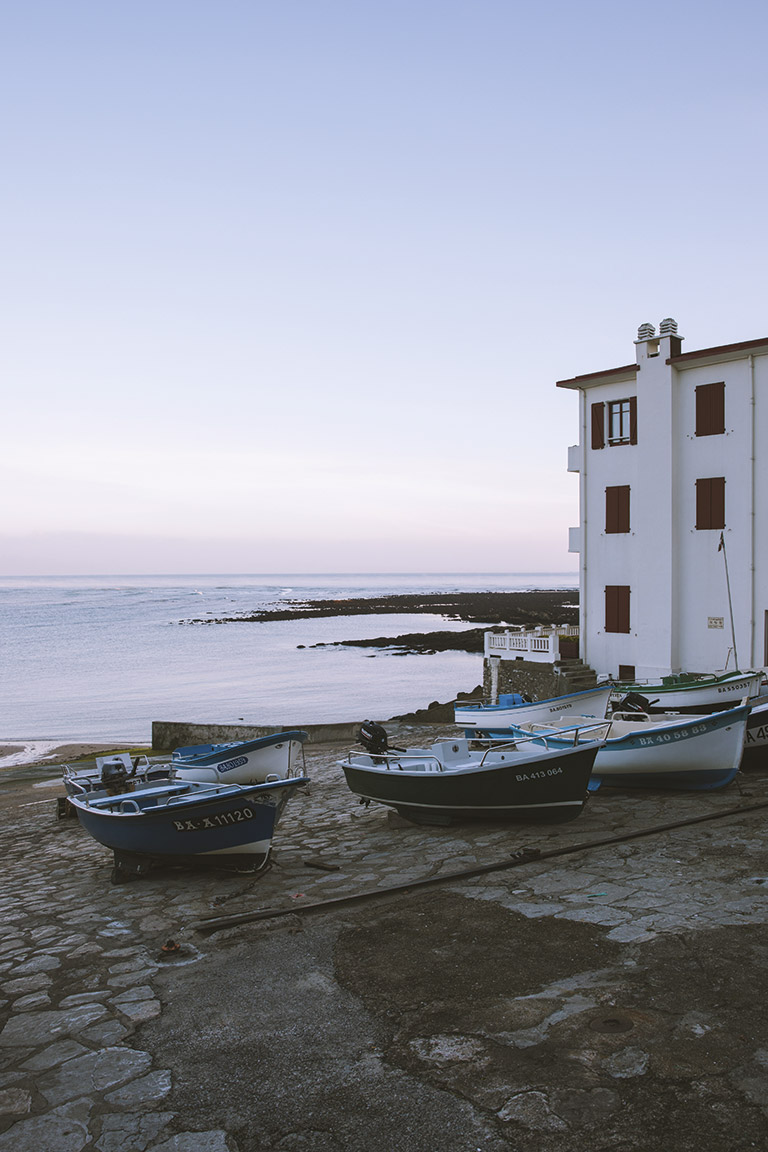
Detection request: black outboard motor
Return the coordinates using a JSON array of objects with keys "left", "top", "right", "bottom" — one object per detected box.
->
[
  {"left": 359, "top": 720, "right": 390, "bottom": 757},
  {"left": 99, "top": 756, "right": 134, "bottom": 795},
  {"left": 615, "top": 692, "right": 654, "bottom": 715}
]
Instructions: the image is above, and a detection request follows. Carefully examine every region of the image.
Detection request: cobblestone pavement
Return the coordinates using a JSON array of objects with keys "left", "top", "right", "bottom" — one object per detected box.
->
[{"left": 2, "top": 725, "right": 768, "bottom": 1150}]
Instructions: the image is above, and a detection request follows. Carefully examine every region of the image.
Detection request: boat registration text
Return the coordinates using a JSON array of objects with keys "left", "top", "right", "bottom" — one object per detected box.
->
[
  {"left": 173, "top": 806, "right": 255, "bottom": 832},
  {"left": 636, "top": 724, "right": 707, "bottom": 747},
  {"left": 515, "top": 767, "right": 563, "bottom": 782}
]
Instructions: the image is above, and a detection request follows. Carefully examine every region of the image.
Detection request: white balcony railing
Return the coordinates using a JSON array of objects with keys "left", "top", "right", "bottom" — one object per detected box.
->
[{"left": 484, "top": 625, "right": 579, "bottom": 663}]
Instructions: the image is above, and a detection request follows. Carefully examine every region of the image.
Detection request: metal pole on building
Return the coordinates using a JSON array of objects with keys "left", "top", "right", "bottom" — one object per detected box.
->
[{"left": 719, "top": 532, "right": 739, "bottom": 671}]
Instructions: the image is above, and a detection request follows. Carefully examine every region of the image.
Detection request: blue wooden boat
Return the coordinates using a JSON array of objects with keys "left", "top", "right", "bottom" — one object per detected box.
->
[{"left": 68, "top": 775, "right": 308, "bottom": 882}]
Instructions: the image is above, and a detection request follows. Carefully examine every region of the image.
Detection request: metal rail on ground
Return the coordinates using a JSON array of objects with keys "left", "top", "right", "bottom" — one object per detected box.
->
[{"left": 191, "top": 796, "right": 768, "bottom": 935}]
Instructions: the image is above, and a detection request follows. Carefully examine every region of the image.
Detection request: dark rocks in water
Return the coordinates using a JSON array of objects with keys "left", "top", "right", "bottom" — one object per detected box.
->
[
  {"left": 388, "top": 686, "right": 483, "bottom": 723},
  {"left": 310, "top": 628, "right": 487, "bottom": 655},
  {"left": 184, "top": 590, "right": 578, "bottom": 627}
]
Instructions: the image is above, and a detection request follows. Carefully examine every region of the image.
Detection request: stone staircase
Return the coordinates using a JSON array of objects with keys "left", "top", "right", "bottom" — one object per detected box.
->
[{"left": 554, "top": 658, "right": 599, "bottom": 694}]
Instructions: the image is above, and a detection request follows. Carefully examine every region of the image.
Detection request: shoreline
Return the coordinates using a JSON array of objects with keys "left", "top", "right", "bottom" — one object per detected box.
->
[
  {"left": 0, "top": 685, "right": 485, "bottom": 771},
  {"left": 2, "top": 590, "right": 573, "bottom": 768}
]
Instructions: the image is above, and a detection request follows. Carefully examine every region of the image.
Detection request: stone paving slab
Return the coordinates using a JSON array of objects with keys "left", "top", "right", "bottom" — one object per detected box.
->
[{"left": 1, "top": 727, "right": 768, "bottom": 1149}]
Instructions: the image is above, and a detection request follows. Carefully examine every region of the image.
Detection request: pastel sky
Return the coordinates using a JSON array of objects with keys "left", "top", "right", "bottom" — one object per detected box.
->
[{"left": 2, "top": 0, "right": 767, "bottom": 575}]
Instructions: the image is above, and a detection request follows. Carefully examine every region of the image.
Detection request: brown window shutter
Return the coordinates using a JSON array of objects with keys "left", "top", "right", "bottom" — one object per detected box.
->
[
  {"left": 696, "top": 477, "right": 725, "bottom": 529},
  {"left": 591, "top": 402, "right": 605, "bottom": 449},
  {"left": 605, "top": 585, "right": 630, "bottom": 633},
  {"left": 695, "top": 382, "right": 725, "bottom": 436},
  {"left": 711, "top": 476, "right": 725, "bottom": 527},
  {"left": 629, "top": 396, "right": 637, "bottom": 444},
  {"left": 606, "top": 486, "right": 630, "bottom": 533}
]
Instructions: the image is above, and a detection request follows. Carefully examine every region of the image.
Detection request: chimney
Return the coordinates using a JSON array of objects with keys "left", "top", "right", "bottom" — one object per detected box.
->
[{"left": 659, "top": 317, "right": 682, "bottom": 357}]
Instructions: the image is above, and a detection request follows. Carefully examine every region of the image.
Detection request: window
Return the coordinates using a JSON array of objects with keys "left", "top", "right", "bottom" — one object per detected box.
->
[
  {"left": 606, "top": 485, "right": 630, "bottom": 533},
  {"left": 591, "top": 397, "right": 637, "bottom": 448},
  {"left": 618, "top": 664, "right": 636, "bottom": 681},
  {"left": 695, "top": 382, "right": 725, "bottom": 436},
  {"left": 696, "top": 477, "right": 725, "bottom": 530},
  {"left": 605, "top": 585, "right": 631, "bottom": 633},
  {"left": 608, "top": 398, "right": 637, "bottom": 444}
]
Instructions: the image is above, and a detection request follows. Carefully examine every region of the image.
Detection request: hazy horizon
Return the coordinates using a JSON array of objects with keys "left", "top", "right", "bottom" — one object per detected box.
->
[{"left": 3, "top": 1, "right": 766, "bottom": 576}]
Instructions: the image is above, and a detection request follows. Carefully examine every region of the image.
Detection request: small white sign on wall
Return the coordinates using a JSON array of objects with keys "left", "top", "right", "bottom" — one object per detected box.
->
[{"left": 708, "top": 616, "right": 724, "bottom": 629}]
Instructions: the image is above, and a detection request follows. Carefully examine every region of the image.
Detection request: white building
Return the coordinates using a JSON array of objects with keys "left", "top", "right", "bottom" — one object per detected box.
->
[{"left": 557, "top": 319, "right": 768, "bottom": 681}]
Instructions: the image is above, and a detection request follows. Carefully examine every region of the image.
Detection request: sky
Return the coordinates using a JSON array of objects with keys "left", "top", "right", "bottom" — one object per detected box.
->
[{"left": 2, "top": 0, "right": 767, "bottom": 575}]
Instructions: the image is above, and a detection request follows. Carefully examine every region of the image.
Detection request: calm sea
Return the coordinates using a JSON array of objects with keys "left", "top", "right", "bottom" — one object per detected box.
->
[{"left": 0, "top": 574, "right": 577, "bottom": 744}]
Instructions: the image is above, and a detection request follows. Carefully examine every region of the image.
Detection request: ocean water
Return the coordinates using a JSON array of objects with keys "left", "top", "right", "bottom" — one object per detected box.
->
[{"left": 0, "top": 574, "right": 577, "bottom": 744}]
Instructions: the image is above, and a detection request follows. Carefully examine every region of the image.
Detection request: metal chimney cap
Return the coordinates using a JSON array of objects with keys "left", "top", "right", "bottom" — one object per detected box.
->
[
  {"left": 637, "top": 322, "right": 656, "bottom": 340},
  {"left": 659, "top": 317, "right": 678, "bottom": 335}
]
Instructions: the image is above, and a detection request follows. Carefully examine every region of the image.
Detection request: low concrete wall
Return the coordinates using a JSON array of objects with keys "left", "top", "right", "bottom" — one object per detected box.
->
[{"left": 151, "top": 719, "right": 369, "bottom": 751}]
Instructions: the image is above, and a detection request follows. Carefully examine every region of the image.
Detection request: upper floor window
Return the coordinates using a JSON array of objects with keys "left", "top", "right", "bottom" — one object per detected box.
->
[
  {"left": 608, "top": 399, "right": 635, "bottom": 444},
  {"left": 591, "top": 398, "right": 637, "bottom": 448},
  {"left": 695, "top": 381, "right": 725, "bottom": 436},
  {"left": 606, "top": 485, "right": 630, "bottom": 533},
  {"left": 696, "top": 476, "right": 725, "bottom": 530}
]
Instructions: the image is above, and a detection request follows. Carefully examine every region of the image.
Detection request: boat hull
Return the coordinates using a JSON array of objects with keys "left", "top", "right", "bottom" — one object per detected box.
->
[
  {"left": 69, "top": 778, "right": 307, "bottom": 875},
  {"left": 742, "top": 698, "right": 768, "bottom": 770},
  {"left": 341, "top": 742, "right": 599, "bottom": 825},
  {"left": 512, "top": 707, "right": 749, "bottom": 790},
  {"left": 608, "top": 672, "right": 762, "bottom": 714},
  {"left": 455, "top": 686, "right": 612, "bottom": 735}
]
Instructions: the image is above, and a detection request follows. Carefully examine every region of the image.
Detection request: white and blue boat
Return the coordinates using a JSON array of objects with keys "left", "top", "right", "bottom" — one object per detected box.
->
[
  {"left": 455, "top": 686, "right": 612, "bottom": 737},
  {"left": 62, "top": 730, "right": 309, "bottom": 797},
  {"left": 506, "top": 704, "right": 749, "bottom": 791},
  {"left": 171, "top": 730, "right": 308, "bottom": 784},
  {"left": 68, "top": 775, "right": 308, "bottom": 882}
]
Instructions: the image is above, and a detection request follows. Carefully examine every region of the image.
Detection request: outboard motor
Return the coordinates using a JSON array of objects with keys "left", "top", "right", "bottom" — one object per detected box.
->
[
  {"left": 615, "top": 692, "right": 653, "bottom": 715},
  {"left": 99, "top": 756, "right": 134, "bottom": 795},
  {"left": 359, "top": 720, "right": 390, "bottom": 757}
]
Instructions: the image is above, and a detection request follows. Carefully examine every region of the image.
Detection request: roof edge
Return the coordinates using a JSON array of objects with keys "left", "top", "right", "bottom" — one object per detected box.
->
[
  {"left": 668, "top": 336, "right": 768, "bottom": 365},
  {"left": 556, "top": 363, "right": 638, "bottom": 390}
]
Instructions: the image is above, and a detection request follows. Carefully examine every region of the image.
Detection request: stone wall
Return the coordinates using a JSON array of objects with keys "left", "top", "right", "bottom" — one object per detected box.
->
[
  {"left": 151, "top": 719, "right": 364, "bottom": 752},
  {"left": 483, "top": 658, "right": 563, "bottom": 702}
]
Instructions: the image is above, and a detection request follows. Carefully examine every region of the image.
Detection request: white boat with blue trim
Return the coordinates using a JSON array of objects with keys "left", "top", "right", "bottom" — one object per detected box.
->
[
  {"left": 455, "top": 686, "right": 612, "bottom": 736},
  {"left": 62, "top": 730, "right": 309, "bottom": 797},
  {"left": 170, "top": 730, "right": 308, "bottom": 783},
  {"left": 507, "top": 704, "right": 749, "bottom": 791}
]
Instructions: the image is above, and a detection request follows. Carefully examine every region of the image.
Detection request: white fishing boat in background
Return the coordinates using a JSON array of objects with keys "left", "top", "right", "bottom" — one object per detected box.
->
[
  {"left": 607, "top": 671, "right": 762, "bottom": 714},
  {"left": 455, "top": 685, "right": 612, "bottom": 736}
]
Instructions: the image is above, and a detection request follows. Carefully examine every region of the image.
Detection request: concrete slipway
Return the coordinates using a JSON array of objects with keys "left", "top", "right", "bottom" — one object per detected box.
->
[{"left": 2, "top": 724, "right": 768, "bottom": 1152}]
